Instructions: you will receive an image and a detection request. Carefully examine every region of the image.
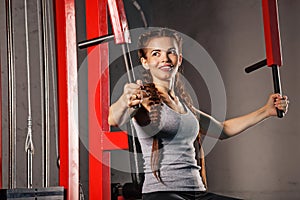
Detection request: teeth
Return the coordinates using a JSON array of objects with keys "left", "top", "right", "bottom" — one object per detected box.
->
[{"left": 160, "top": 65, "right": 173, "bottom": 71}]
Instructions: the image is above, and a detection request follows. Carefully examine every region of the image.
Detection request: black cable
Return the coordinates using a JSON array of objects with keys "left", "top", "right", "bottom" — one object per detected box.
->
[{"left": 131, "top": 0, "right": 148, "bottom": 28}]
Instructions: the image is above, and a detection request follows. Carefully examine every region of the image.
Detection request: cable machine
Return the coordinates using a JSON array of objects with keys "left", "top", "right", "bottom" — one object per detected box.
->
[{"left": 0, "top": 0, "right": 285, "bottom": 200}]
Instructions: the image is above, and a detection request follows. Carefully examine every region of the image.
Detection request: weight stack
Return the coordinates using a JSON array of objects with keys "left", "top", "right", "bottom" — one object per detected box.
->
[{"left": 0, "top": 187, "right": 64, "bottom": 200}]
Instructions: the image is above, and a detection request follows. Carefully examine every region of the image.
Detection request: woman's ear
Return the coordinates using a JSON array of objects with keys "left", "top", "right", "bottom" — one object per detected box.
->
[
  {"left": 178, "top": 54, "right": 183, "bottom": 66},
  {"left": 141, "top": 57, "right": 149, "bottom": 70}
]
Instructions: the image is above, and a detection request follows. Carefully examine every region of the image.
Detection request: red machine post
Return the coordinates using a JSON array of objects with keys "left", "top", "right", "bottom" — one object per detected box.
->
[
  {"left": 245, "top": 0, "right": 284, "bottom": 118},
  {"left": 54, "top": 0, "right": 79, "bottom": 199},
  {"left": 85, "top": 0, "right": 129, "bottom": 199},
  {"left": 262, "top": 0, "right": 284, "bottom": 118},
  {"left": 262, "top": 0, "right": 282, "bottom": 67}
]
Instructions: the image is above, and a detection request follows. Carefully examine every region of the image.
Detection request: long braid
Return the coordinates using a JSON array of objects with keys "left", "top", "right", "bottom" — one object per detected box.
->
[{"left": 142, "top": 70, "right": 163, "bottom": 182}]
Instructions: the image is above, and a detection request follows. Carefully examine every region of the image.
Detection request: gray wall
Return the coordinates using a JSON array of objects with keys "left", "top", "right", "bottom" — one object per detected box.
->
[{"left": 0, "top": 0, "right": 299, "bottom": 200}]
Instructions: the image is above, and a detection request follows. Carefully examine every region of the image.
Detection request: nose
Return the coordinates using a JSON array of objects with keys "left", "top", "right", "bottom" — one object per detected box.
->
[{"left": 161, "top": 51, "right": 170, "bottom": 62}]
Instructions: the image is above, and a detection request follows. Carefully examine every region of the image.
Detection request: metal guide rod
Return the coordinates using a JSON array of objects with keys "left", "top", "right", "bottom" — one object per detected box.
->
[
  {"left": 127, "top": 120, "right": 144, "bottom": 187},
  {"left": 44, "top": 0, "right": 59, "bottom": 169},
  {"left": 37, "top": 0, "right": 51, "bottom": 187},
  {"left": 121, "top": 43, "right": 135, "bottom": 83},
  {"left": 121, "top": 43, "right": 141, "bottom": 181},
  {"left": 126, "top": 43, "right": 135, "bottom": 81},
  {"left": 6, "top": 0, "right": 17, "bottom": 189},
  {"left": 41, "top": 0, "right": 51, "bottom": 187},
  {"left": 44, "top": 0, "right": 51, "bottom": 187},
  {"left": 122, "top": 42, "right": 143, "bottom": 186},
  {"left": 36, "top": 0, "right": 46, "bottom": 187},
  {"left": 24, "top": 0, "right": 34, "bottom": 188}
]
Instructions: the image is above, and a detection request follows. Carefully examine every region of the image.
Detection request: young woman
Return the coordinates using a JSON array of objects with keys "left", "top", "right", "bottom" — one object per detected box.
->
[{"left": 108, "top": 28, "right": 289, "bottom": 200}]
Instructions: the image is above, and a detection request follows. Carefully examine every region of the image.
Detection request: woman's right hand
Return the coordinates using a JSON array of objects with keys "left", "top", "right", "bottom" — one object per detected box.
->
[
  {"left": 109, "top": 80, "right": 144, "bottom": 126},
  {"left": 123, "top": 81, "right": 162, "bottom": 110},
  {"left": 109, "top": 80, "right": 161, "bottom": 126},
  {"left": 123, "top": 80, "right": 144, "bottom": 108}
]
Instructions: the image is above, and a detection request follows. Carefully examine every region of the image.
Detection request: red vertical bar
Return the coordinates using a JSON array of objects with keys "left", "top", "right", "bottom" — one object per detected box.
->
[
  {"left": 107, "top": 0, "right": 131, "bottom": 44},
  {"left": 262, "top": 0, "right": 282, "bottom": 66},
  {"left": 0, "top": 54, "right": 2, "bottom": 188},
  {"left": 53, "top": 0, "right": 79, "bottom": 200},
  {"left": 85, "top": 0, "right": 110, "bottom": 199},
  {"left": 102, "top": 152, "right": 111, "bottom": 200}
]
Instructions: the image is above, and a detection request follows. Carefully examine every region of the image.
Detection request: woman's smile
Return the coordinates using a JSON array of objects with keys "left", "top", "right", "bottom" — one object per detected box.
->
[{"left": 158, "top": 64, "right": 174, "bottom": 72}]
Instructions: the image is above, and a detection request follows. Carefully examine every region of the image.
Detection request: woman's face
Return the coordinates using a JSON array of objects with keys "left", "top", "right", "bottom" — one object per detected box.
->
[{"left": 140, "top": 37, "right": 182, "bottom": 85}]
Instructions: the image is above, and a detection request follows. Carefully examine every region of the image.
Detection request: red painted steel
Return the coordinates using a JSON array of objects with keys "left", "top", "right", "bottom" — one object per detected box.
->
[
  {"left": 0, "top": 53, "right": 2, "bottom": 188},
  {"left": 86, "top": 0, "right": 130, "bottom": 199},
  {"left": 53, "top": 0, "right": 79, "bottom": 199},
  {"left": 103, "top": 131, "right": 129, "bottom": 150},
  {"left": 85, "top": 0, "right": 110, "bottom": 199},
  {"left": 262, "top": 0, "right": 282, "bottom": 66},
  {"left": 102, "top": 152, "right": 111, "bottom": 200},
  {"left": 107, "top": 0, "right": 131, "bottom": 44}
]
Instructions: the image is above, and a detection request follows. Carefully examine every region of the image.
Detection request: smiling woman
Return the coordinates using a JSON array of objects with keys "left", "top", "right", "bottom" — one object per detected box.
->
[{"left": 108, "top": 27, "right": 289, "bottom": 200}]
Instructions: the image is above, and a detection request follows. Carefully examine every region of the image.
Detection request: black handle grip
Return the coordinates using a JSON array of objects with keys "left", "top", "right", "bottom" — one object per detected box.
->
[
  {"left": 272, "top": 65, "right": 284, "bottom": 118},
  {"left": 245, "top": 59, "right": 267, "bottom": 73},
  {"left": 78, "top": 34, "right": 114, "bottom": 49}
]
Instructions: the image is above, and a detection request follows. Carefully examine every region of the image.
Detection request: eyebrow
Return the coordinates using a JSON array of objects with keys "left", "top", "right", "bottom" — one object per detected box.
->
[
  {"left": 151, "top": 49, "right": 161, "bottom": 52},
  {"left": 150, "top": 47, "right": 176, "bottom": 53}
]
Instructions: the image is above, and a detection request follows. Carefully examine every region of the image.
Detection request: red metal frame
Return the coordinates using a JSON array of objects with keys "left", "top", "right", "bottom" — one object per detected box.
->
[
  {"left": 0, "top": 52, "right": 2, "bottom": 188},
  {"left": 53, "top": 0, "right": 79, "bottom": 199},
  {"left": 85, "top": 1, "right": 108, "bottom": 199},
  {"left": 262, "top": 0, "right": 282, "bottom": 66},
  {"left": 107, "top": 0, "right": 131, "bottom": 44},
  {"left": 86, "top": 0, "right": 129, "bottom": 199}
]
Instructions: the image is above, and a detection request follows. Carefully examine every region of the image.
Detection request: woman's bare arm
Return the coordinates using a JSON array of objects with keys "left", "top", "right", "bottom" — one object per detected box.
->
[{"left": 196, "top": 94, "right": 289, "bottom": 140}]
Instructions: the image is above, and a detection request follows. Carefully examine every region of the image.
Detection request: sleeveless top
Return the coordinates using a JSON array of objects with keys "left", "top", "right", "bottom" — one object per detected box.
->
[{"left": 132, "top": 103, "right": 206, "bottom": 193}]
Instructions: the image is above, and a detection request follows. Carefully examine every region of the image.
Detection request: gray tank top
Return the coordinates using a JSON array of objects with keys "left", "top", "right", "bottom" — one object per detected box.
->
[{"left": 133, "top": 103, "right": 206, "bottom": 193}]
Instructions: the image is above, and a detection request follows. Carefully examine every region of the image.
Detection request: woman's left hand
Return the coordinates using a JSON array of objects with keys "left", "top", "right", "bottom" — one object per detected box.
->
[{"left": 265, "top": 93, "right": 289, "bottom": 117}]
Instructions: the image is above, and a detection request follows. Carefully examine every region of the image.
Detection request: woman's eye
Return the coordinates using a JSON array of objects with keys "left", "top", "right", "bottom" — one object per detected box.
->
[
  {"left": 168, "top": 49, "right": 177, "bottom": 55},
  {"left": 151, "top": 51, "right": 160, "bottom": 57}
]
